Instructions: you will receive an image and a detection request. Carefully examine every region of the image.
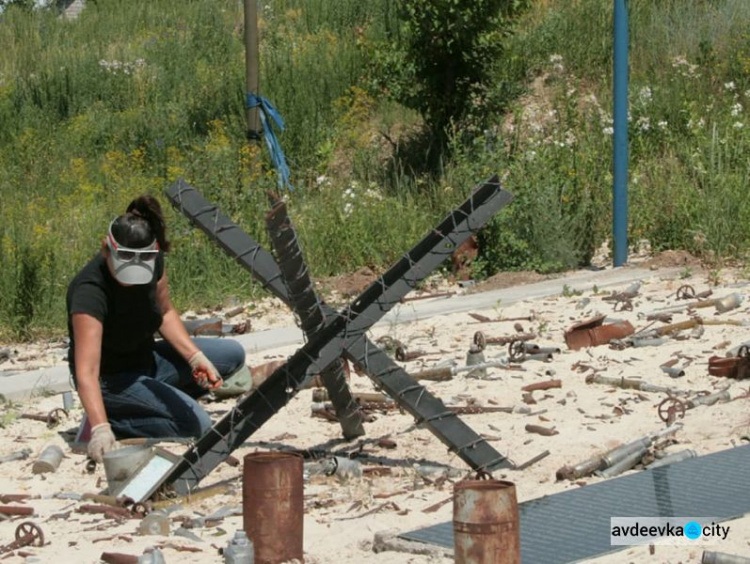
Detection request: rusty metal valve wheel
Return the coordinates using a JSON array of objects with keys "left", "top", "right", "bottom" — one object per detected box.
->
[
  {"left": 46, "top": 407, "right": 68, "bottom": 428},
  {"left": 657, "top": 397, "right": 687, "bottom": 424},
  {"left": 676, "top": 284, "right": 696, "bottom": 300},
  {"left": 473, "top": 331, "right": 487, "bottom": 351},
  {"left": 508, "top": 340, "right": 526, "bottom": 362},
  {"left": 16, "top": 522, "right": 44, "bottom": 547}
]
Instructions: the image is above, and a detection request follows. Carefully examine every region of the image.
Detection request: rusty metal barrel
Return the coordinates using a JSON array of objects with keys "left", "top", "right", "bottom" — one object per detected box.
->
[
  {"left": 243, "top": 452, "right": 303, "bottom": 564},
  {"left": 453, "top": 478, "right": 520, "bottom": 564}
]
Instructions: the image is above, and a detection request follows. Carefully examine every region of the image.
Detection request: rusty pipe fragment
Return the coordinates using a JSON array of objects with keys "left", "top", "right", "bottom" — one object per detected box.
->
[
  {"left": 521, "top": 379, "right": 562, "bottom": 392},
  {"left": 400, "top": 291, "right": 455, "bottom": 303},
  {"left": 525, "top": 424, "right": 558, "bottom": 436},
  {"left": 76, "top": 504, "right": 132, "bottom": 519},
  {"left": 556, "top": 455, "right": 605, "bottom": 481},
  {"left": 100, "top": 553, "right": 139, "bottom": 564},
  {"left": 395, "top": 346, "right": 427, "bottom": 362},
  {"left": 0, "top": 505, "right": 34, "bottom": 516},
  {"left": 468, "top": 313, "right": 534, "bottom": 324},
  {"left": 20, "top": 408, "right": 67, "bottom": 428},
  {"left": 474, "top": 331, "right": 535, "bottom": 350},
  {"left": 564, "top": 315, "right": 634, "bottom": 350}
]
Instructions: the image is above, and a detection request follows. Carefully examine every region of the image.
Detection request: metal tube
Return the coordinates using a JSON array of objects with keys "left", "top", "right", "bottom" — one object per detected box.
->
[
  {"left": 454, "top": 479, "right": 520, "bottom": 564},
  {"left": 612, "top": 0, "right": 629, "bottom": 267},
  {"left": 647, "top": 449, "right": 697, "bottom": 470},
  {"left": 660, "top": 365, "right": 685, "bottom": 379},
  {"left": 687, "top": 389, "right": 731, "bottom": 409},
  {"left": 702, "top": 551, "right": 750, "bottom": 564},
  {"left": 32, "top": 445, "right": 64, "bottom": 474},
  {"left": 597, "top": 446, "right": 646, "bottom": 478},
  {"left": 244, "top": 0, "right": 260, "bottom": 140},
  {"left": 243, "top": 452, "right": 303, "bottom": 564}
]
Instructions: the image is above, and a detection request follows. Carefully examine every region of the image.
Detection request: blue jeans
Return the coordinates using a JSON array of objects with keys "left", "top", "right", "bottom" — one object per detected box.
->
[{"left": 100, "top": 338, "right": 246, "bottom": 439}]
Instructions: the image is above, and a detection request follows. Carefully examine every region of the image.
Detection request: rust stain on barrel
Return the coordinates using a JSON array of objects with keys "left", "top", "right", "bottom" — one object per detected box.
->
[
  {"left": 243, "top": 452, "right": 304, "bottom": 564},
  {"left": 453, "top": 480, "right": 520, "bottom": 564}
]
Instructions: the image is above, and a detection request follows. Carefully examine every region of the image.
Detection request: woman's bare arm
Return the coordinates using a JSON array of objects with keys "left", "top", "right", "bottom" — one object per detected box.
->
[{"left": 71, "top": 313, "right": 108, "bottom": 427}]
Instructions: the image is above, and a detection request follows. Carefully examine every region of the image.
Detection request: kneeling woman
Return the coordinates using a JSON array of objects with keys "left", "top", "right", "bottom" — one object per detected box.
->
[{"left": 67, "top": 195, "right": 247, "bottom": 463}]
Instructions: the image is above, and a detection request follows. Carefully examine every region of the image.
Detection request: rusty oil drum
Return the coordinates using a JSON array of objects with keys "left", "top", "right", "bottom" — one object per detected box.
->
[
  {"left": 453, "top": 479, "right": 520, "bottom": 564},
  {"left": 243, "top": 452, "right": 304, "bottom": 563}
]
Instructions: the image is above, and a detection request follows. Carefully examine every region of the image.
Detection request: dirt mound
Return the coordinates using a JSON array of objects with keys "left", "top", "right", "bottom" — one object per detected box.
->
[
  {"left": 317, "top": 266, "right": 379, "bottom": 300},
  {"left": 642, "top": 249, "right": 703, "bottom": 270}
]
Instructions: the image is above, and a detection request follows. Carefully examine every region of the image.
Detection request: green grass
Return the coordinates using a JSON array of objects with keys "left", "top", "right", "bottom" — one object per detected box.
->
[{"left": 1, "top": 0, "right": 750, "bottom": 341}]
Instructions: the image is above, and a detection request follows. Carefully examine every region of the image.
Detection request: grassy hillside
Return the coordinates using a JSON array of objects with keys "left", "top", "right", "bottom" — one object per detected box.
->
[{"left": 1, "top": 0, "right": 749, "bottom": 341}]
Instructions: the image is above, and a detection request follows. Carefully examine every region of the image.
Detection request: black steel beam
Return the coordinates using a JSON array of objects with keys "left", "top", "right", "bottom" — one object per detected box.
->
[
  {"left": 164, "top": 177, "right": 514, "bottom": 494},
  {"left": 265, "top": 196, "right": 365, "bottom": 439}
]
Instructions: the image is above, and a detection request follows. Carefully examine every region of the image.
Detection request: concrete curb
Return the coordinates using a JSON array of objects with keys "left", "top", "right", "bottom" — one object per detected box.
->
[{"left": 0, "top": 265, "right": 679, "bottom": 401}]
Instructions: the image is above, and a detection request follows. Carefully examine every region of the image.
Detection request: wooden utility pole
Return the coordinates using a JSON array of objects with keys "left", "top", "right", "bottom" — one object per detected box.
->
[{"left": 245, "top": 0, "right": 260, "bottom": 142}]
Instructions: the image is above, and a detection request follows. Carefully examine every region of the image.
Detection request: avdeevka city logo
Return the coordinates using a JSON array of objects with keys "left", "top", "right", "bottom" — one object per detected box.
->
[{"left": 684, "top": 521, "right": 702, "bottom": 540}]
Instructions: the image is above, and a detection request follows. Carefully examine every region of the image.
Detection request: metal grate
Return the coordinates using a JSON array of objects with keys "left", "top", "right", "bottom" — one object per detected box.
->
[{"left": 402, "top": 444, "right": 750, "bottom": 563}]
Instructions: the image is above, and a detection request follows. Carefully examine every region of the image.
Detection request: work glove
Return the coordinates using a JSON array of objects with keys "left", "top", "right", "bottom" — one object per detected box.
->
[
  {"left": 88, "top": 422, "right": 117, "bottom": 463},
  {"left": 188, "top": 350, "right": 223, "bottom": 390}
]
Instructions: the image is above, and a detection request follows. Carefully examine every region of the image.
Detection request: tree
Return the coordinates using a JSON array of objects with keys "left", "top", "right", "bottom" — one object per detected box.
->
[{"left": 372, "top": 0, "right": 529, "bottom": 146}]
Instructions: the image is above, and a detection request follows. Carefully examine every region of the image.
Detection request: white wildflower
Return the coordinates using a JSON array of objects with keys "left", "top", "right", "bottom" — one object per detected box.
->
[
  {"left": 315, "top": 175, "right": 328, "bottom": 186},
  {"left": 638, "top": 86, "right": 652, "bottom": 103},
  {"left": 733, "top": 122, "right": 744, "bottom": 129},
  {"left": 731, "top": 102, "right": 743, "bottom": 116},
  {"left": 657, "top": 120, "right": 668, "bottom": 130},
  {"left": 343, "top": 202, "right": 353, "bottom": 216},
  {"left": 602, "top": 126, "right": 614, "bottom": 135},
  {"left": 636, "top": 116, "right": 650, "bottom": 132},
  {"left": 725, "top": 81, "right": 736, "bottom": 91},
  {"left": 549, "top": 54, "right": 563, "bottom": 64}
]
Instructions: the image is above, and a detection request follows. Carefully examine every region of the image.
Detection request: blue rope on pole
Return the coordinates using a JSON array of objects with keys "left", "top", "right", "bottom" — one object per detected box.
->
[{"left": 246, "top": 93, "right": 294, "bottom": 191}]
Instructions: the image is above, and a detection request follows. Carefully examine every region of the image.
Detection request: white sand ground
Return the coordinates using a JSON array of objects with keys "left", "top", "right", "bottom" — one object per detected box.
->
[{"left": 1, "top": 257, "right": 749, "bottom": 563}]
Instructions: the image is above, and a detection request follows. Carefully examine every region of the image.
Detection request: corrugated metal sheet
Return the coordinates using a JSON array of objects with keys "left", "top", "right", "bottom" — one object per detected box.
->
[{"left": 402, "top": 444, "right": 750, "bottom": 563}]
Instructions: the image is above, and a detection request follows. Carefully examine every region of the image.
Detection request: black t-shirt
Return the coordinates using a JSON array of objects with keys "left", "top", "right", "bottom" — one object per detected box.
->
[{"left": 66, "top": 253, "right": 165, "bottom": 378}]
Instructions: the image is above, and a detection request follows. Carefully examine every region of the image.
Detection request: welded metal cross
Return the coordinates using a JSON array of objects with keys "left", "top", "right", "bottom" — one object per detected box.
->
[{"left": 162, "top": 176, "right": 514, "bottom": 494}]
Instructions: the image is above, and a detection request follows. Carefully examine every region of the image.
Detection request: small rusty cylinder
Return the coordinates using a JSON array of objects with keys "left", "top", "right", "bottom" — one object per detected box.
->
[
  {"left": 243, "top": 452, "right": 303, "bottom": 564},
  {"left": 521, "top": 379, "right": 562, "bottom": 392},
  {"left": 453, "top": 479, "right": 520, "bottom": 564},
  {"left": 100, "top": 553, "right": 139, "bottom": 564},
  {"left": 395, "top": 346, "right": 426, "bottom": 362},
  {"left": 0, "top": 505, "right": 34, "bottom": 516},
  {"left": 525, "top": 424, "right": 559, "bottom": 437}
]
